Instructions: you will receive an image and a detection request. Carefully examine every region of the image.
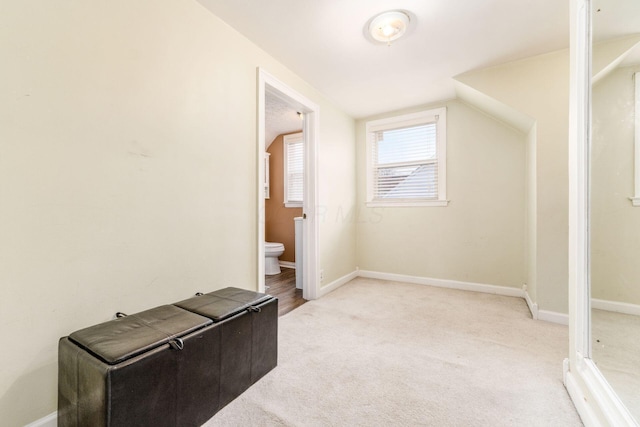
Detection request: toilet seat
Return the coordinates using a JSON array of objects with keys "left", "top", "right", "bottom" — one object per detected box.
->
[{"left": 265, "top": 242, "right": 285, "bottom": 253}]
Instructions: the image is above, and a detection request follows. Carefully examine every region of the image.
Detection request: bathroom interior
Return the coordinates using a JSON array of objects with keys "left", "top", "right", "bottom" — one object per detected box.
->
[{"left": 264, "top": 91, "right": 306, "bottom": 315}]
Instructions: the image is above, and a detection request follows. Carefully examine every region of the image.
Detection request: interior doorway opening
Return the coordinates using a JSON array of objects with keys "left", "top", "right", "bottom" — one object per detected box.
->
[{"left": 257, "top": 68, "right": 319, "bottom": 301}]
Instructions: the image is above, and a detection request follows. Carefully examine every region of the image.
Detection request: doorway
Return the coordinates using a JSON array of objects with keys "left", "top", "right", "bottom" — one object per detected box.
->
[{"left": 257, "top": 68, "right": 319, "bottom": 301}]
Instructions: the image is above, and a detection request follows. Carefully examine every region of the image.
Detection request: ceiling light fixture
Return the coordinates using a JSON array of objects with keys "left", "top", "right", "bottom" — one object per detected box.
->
[{"left": 368, "top": 10, "right": 410, "bottom": 46}]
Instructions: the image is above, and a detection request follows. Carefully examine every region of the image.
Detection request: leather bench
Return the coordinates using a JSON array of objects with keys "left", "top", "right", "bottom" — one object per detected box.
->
[
  {"left": 174, "top": 287, "right": 278, "bottom": 408},
  {"left": 58, "top": 287, "right": 278, "bottom": 427}
]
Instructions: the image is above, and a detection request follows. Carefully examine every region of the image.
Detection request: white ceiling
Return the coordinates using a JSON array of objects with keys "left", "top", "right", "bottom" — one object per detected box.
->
[
  {"left": 594, "top": 0, "right": 640, "bottom": 66},
  {"left": 265, "top": 93, "right": 302, "bottom": 148},
  {"left": 198, "top": 0, "right": 571, "bottom": 119},
  {"left": 594, "top": 0, "right": 640, "bottom": 40},
  {"left": 197, "top": 0, "right": 640, "bottom": 121}
]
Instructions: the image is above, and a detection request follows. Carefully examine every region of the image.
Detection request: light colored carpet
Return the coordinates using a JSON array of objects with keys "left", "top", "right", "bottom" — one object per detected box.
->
[{"left": 205, "top": 278, "right": 582, "bottom": 426}]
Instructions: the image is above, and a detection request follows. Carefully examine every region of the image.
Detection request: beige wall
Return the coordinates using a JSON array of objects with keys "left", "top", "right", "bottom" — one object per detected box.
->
[
  {"left": 0, "top": 1, "right": 356, "bottom": 425},
  {"left": 454, "top": 39, "right": 640, "bottom": 317},
  {"left": 356, "top": 100, "right": 527, "bottom": 288},
  {"left": 591, "top": 63, "right": 640, "bottom": 305},
  {"left": 525, "top": 126, "right": 538, "bottom": 303},
  {"left": 455, "top": 50, "right": 570, "bottom": 314},
  {"left": 318, "top": 110, "right": 358, "bottom": 289},
  {"left": 265, "top": 133, "right": 303, "bottom": 262}
]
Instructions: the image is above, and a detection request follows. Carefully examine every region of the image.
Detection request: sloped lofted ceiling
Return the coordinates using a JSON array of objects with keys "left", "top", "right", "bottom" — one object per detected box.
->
[
  {"left": 198, "top": 0, "right": 571, "bottom": 119},
  {"left": 197, "top": 0, "right": 639, "bottom": 121}
]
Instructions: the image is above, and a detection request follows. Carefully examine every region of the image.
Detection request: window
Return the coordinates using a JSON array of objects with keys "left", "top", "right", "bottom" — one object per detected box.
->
[
  {"left": 366, "top": 108, "right": 447, "bottom": 207},
  {"left": 284, "top": 132, "right": 303, "bottom": 207}
]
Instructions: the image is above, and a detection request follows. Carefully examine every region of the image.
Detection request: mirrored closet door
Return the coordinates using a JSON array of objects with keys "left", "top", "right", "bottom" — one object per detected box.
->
[{"left": 589, "top": 0, "right": 640, "bottom": 421}]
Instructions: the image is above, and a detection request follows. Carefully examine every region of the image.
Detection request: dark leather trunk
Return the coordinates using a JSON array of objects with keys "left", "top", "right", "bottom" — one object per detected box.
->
[{"left": 58, "top": 288, "right": 278, "bottom": 427}]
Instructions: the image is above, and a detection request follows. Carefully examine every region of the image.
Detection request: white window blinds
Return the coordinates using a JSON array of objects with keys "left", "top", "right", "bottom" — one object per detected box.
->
[
  {"left": 284, "top": 133, "right": 303, "bottom": 205},
  {"left": 366, "top": 108, "right": 447, "bottom": 206},
  {"left": 372, "top": 122, "right": 438, "bottom": 200}
]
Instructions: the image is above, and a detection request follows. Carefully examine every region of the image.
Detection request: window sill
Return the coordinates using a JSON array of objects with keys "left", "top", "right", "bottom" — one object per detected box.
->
[
  {"left": 284, "top": 202, "right": 303, "bottom": 208},
  {"left": 366, "top": 199, "right": 449, "bottom": 208},
  {"left": 630, "top": 197, "right": 640, "bottom": 207}
]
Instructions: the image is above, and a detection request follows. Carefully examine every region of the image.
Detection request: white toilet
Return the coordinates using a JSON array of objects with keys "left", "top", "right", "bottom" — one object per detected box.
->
[{"left": 265, "top": 242, "right": 285, "bottom": 275}]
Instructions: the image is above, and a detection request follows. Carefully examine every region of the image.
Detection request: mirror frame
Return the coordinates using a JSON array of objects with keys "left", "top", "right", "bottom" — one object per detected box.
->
[{"left": 566, "top": 0, "right": 639, "bottom": 425}]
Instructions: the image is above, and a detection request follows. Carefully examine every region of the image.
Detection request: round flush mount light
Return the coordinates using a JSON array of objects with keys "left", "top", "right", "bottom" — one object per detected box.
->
[{"left": 367, "top": 10, "right": 411, "bottom": 45}]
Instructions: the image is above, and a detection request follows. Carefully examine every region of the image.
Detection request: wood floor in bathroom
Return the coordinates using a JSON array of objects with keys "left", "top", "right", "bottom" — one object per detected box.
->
[{"left": 265, "top": 267, "right": 306, "bottom": 316}]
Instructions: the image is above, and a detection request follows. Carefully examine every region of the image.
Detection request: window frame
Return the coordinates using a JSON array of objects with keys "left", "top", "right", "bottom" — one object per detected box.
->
[
  {"left": 365, "top": 107, "right": 448, "bottom": 207},
  {"left": 283, "top": 132, "right": 304, "bottom": 208}
]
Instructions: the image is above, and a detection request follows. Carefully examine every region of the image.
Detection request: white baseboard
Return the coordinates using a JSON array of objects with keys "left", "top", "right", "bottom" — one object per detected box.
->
[
  {"left": 523, "top": 285, "right": 539, "bottom": 320},
  {"left": 566, "top": 354, "right": 639, "bottom": 426},
  {"left": 279, "top": 261, "right": 295, "bottom": 269},
  {"left": 564, "top": 362, "right": 601, "bottom": 427},
  {"left": 592, "top": 298, "right": 640, "bottom": 316},
  {"left": 319, "top": 269, "right": 359, "bottom": 297},
  {"left": 24, "top": 411, "right": 57, "bottom": 427},
  {"left": 357, "top": 270, "right": 525, "bottom": 298},
  {"left": 537, "top": 309, "right": 569, "bottom": 325},
  {"left": 356, "top": 270, "right": 570, "bottom": 325}
]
